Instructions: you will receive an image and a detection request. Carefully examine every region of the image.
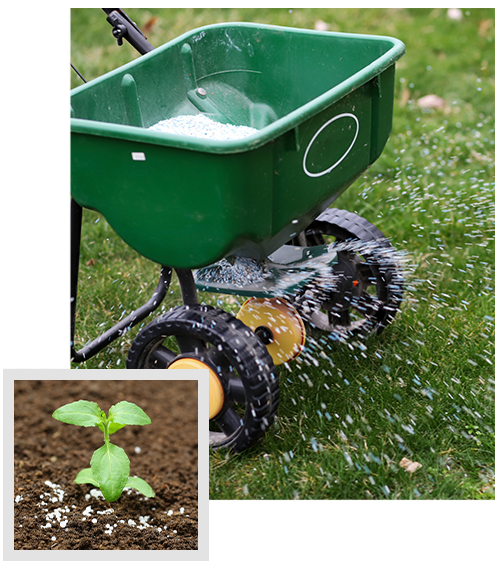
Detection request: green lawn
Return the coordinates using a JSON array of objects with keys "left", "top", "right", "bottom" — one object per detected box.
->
[{"left": 71, "top": 9, "right": 494, "bottom": 499}]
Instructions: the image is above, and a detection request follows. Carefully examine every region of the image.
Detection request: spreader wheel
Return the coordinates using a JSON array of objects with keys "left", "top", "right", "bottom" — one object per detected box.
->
[
  {"left": 292, "top": 208, "right": 404, "bottom": 338},
  {"left": 237, "top": 297, "right": 306, "bottom": 365},
  {"left": 126, "top": 304, "right": 279, "bottom": 452}
]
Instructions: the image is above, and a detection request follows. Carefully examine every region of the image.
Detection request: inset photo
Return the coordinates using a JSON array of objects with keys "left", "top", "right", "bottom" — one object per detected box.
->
[{"left": 6, "top": 371, "right": 208, "bottom": 559}]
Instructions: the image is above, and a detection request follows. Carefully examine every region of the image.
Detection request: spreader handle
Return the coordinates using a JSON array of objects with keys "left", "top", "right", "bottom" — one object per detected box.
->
[
  {"left": 103, "top": 8, "right": 154, "bottom": 55},
  {"left": 70, "top": 198, "right": 172, "bottom": 363}
]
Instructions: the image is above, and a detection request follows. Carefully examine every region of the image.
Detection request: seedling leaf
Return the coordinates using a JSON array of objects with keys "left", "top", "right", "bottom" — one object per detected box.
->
[
  {"left": 126, "top": 476, "right": 156, "bottom": 498},
  {"left": 91, "top": 443, "right": 129, "bottom": 502},
  {"left": 74, "top": 468, "right": 100, "bottom": 488},
  {"left": 109, "top": 401, "right": 152, "bottom": 426},
  {"left": 97, "top": 421, "right": 126, "bottom": 435},
  {"left": 52, "top": 400, "right": 103, "bottom": 427}
]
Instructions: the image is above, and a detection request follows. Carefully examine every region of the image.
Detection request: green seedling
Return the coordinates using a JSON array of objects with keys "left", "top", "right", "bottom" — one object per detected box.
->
[{"left": 52, "top": 400, "right": 155, "bottom": 502}]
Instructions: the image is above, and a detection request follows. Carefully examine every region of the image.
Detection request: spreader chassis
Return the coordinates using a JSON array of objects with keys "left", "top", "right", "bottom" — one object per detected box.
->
[{"left": 29, "top": 8, "right": 403, "bottom": 451}]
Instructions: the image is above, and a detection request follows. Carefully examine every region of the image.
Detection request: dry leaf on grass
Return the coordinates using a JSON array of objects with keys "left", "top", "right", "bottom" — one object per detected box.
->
[
  {"left": 399, "top": 457, "right": 423, "bottom": 473},
  {"left": 143, "top": 16, "right": 158, "bottom": 35},
  {"left": 417, "top": 94, "right": 446, "bottom": 109}
]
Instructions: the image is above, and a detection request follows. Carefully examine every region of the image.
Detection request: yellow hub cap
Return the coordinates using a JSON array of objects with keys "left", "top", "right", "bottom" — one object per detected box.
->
[
  {"left": 168, "top": 357, "right": 225, "bottom": 419},
  {"left": 237, "top": 297, "right": 306, "bottom": 365}
]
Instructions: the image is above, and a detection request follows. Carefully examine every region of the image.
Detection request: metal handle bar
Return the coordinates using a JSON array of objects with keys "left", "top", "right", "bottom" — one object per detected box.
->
[
  {"left": 62, "top": 199, "right": 172, "bottom": 363},
  {"left": 102, "top": 8, "right": 154, "bottom": 54}
]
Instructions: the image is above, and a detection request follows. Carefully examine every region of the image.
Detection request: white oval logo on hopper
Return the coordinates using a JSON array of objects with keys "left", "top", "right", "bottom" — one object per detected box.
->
[{"left": 303, "top": 113, "right": 359, "bottom": 178}]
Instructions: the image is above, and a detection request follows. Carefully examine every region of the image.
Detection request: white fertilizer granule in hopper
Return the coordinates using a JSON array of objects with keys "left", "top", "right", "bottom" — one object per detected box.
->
[{"left": 148, "top": 114, "right": 258, "bottom": 141}]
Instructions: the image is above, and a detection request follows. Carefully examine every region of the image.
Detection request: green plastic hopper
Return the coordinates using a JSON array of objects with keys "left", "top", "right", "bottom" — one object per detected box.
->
[{"left": 71, "top": 22, "right": 405, "bottom": 269}]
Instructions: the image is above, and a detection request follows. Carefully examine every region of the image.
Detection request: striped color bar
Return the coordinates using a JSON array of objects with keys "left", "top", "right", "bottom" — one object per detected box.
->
[{"left": 220, "top": 510, "right": 495, "bottom": 559}]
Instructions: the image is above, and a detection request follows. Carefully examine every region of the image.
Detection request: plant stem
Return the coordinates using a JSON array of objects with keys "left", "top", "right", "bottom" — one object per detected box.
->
[{"left": 101, "top": 412, "right": 110, "bottom": 444}]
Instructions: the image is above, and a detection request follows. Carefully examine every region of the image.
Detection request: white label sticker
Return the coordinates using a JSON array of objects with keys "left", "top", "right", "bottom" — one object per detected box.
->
[{"left": 131, "top": 152, "right": 146, "bottom": 161}]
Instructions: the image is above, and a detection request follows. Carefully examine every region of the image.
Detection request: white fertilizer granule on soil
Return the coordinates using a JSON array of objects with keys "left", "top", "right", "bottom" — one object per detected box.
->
[
  {"left": 32, "top": 480, "right": 186, "bottom": 539},
  {"left": 148, "top": 114, "right": 258, "bottom": 141}
]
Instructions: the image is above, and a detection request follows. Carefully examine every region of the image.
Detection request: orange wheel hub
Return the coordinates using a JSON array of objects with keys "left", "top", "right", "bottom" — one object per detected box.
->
[
  {"left": 237, "top": 297, "right": 306, "bottom": 365},
  {"left": 168, "top": 357, "right": 225, "bottom": 419}
]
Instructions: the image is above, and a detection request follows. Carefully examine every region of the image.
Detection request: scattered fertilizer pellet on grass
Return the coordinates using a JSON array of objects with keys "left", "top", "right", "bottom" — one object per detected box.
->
[
  {"left": 196, "top": 256, "right": 268, "bottom": 286},
  {"left": 149, "top": 114, "right": 258, "bottom": 141}
]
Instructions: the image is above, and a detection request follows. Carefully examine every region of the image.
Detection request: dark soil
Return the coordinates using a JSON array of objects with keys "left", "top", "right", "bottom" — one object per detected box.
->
[{"left": 14, "top": 379, "right": 198, "bottom": 551}]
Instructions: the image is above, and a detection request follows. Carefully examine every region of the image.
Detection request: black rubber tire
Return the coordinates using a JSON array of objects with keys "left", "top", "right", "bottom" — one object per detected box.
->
[
  {"left": 292, "top": 208, "right": 404, "bottom": 337},
  {"left": 127, "top": 304, "right": 279, "bottom": 452}
]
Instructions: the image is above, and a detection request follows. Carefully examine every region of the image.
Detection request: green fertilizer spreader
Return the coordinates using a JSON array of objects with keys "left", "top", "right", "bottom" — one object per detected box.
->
[{"left": 71, "top": 9, "right": 405, "bottom": 452}]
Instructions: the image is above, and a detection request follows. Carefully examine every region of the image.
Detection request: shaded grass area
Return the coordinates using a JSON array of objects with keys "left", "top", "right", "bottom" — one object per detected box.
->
[{"left": 71, "top": 9, "right": 494, "bottom": 499}]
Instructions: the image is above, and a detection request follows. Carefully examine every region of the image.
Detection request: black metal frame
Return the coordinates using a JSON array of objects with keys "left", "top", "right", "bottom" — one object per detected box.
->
[
  {"left": 102, "top": 8, "right": 154, "bottom": 54},
  {"left": 28, "top": 8, "right": 198, "bottom": 363}
]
